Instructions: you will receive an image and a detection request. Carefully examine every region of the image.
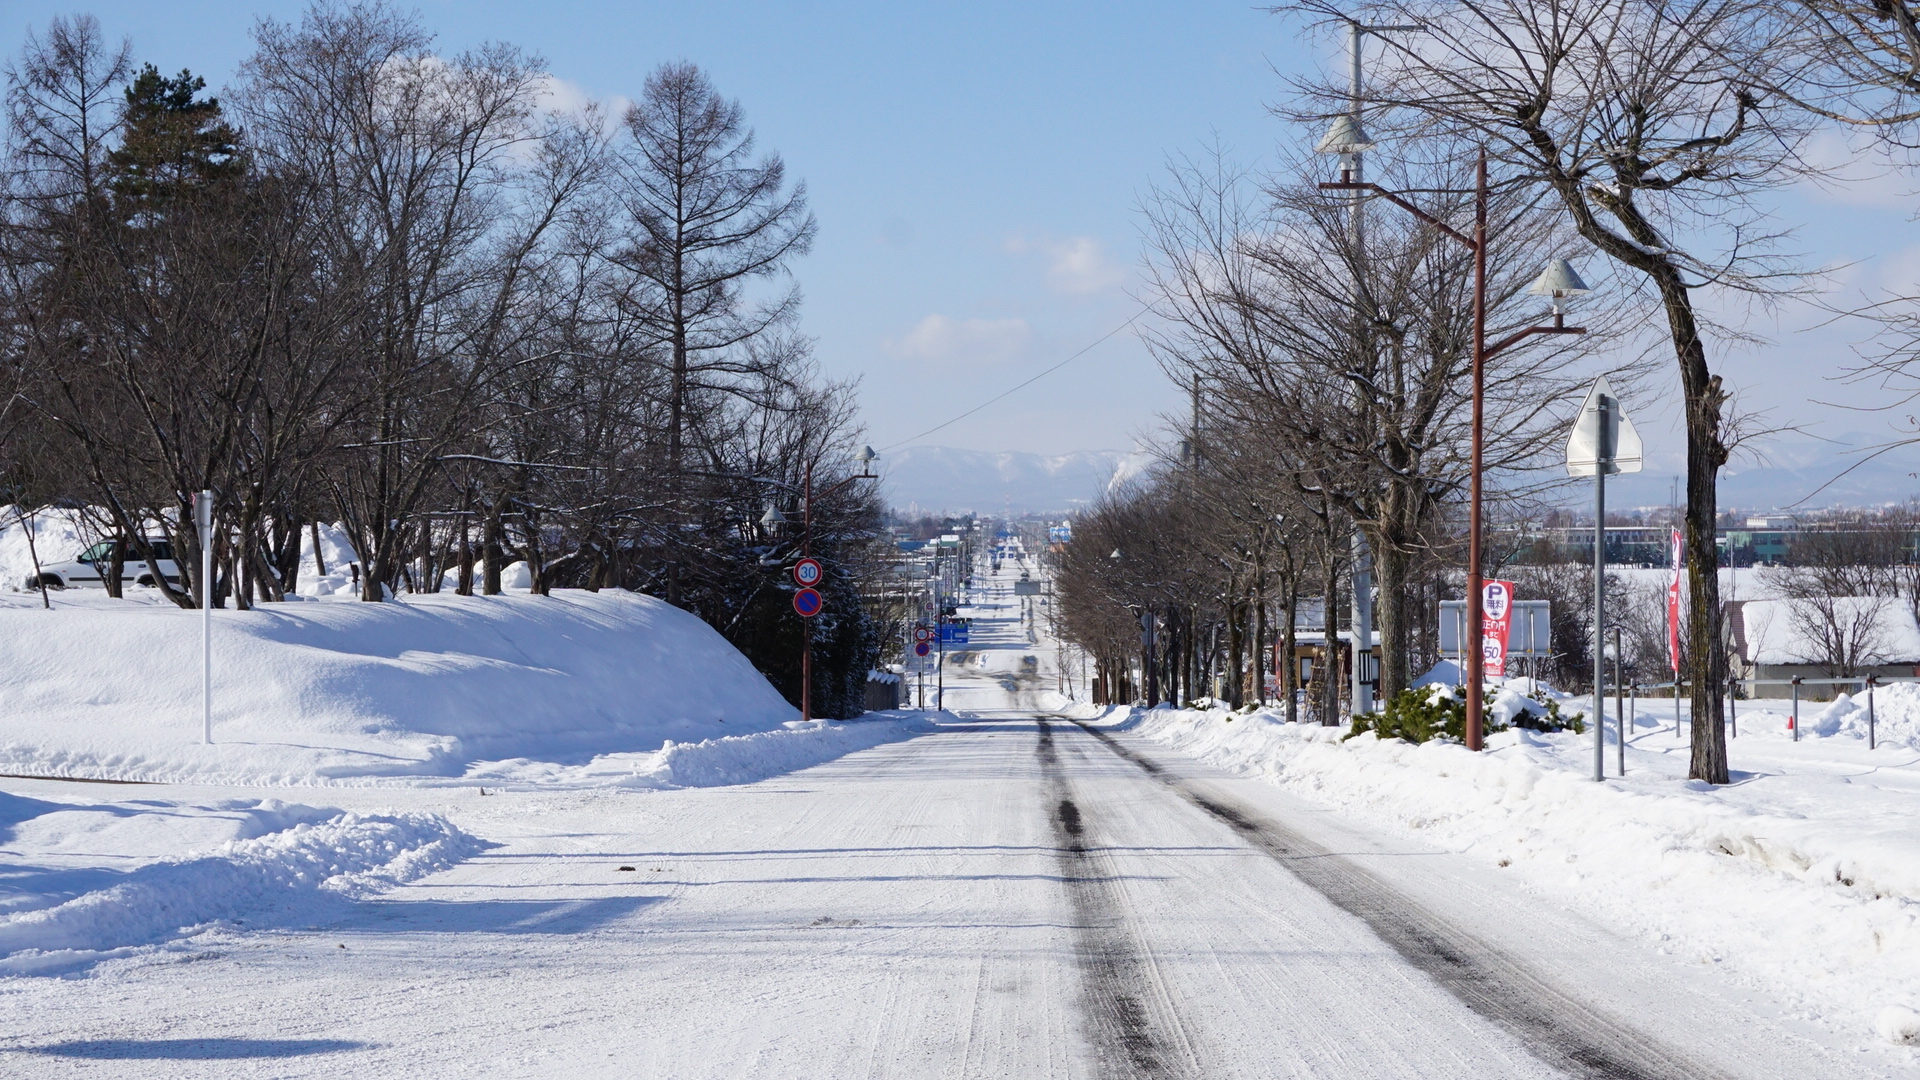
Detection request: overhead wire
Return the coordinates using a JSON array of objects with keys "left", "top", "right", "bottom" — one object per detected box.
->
[{"left": 879, "top": 307, "right": 1148, "bottom": 453}]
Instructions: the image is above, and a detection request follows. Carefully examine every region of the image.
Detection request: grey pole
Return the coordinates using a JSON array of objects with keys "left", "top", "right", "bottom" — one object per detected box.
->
[
  {"left": 1592, "top": 398, "right": 1609, "bottom": 782},
  {"left": 1614, "top": 625, "right": 1625, "bottom": 777},
  {"left": 197, "top": 489, "right": 214, "bottom": 745},
  {"left": 1791, "top": 675, "right": 1800, "bottom": 742},
  {"left": 1868, "top": 674, "right": 1878, "bottom": 750}
]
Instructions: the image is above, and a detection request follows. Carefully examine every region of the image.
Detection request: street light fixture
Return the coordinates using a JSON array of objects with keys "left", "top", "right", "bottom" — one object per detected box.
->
[{"left": 1319, "top": 148, "right": 1591, "bottom": 751}]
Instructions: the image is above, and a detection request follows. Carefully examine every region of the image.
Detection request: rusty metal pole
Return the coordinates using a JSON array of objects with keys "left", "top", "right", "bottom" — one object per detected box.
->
[{"left": 1466, "top": 149, "right": 1489, "bottom": 751}]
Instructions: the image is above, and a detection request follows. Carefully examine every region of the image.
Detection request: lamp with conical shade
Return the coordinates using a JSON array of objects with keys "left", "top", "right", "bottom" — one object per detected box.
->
[{"left": 1315, "top": 114, "right": 1376, "bottom": 155}]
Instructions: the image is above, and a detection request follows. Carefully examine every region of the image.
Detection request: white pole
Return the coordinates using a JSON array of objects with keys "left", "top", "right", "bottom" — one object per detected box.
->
[{"left": 197, "top": 490, "right": 213, "bottom": 744}]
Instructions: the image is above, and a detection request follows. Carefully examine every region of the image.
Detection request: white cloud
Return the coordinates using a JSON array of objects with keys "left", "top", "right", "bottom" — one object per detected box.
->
[
  {"left": 885, "top": 314, "right": 1032, "bottom": 363},
  {"left": 534, "top": 75, "right": 630, "bottom": 131},
  {"left": 1005, "top": 233, "right": 1129, "bottom": 296}
]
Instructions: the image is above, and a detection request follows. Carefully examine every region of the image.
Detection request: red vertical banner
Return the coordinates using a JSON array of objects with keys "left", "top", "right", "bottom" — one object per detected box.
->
[
  {"left": 1481, "top": 580, "right": 1516, "bottom": 678},
  {"left": 1667, "top": 528, "right": 1683, "bottom": 675}
]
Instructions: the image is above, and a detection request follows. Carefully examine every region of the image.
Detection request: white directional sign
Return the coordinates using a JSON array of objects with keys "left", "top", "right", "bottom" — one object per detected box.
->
[{"left": 1565, "top": 376, "right": 1643, "bottom": 477}]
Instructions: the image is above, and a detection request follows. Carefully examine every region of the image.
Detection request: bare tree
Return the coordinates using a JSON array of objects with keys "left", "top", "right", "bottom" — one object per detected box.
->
[
  {"left": 1293, "top": 0, "right": 1814, "bottom": 782},
  {"left": 611, "top": 61, "right": 815, "bottom": 605}
]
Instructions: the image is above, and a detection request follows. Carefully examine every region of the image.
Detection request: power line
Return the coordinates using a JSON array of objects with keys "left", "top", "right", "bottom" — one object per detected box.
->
[{"left": 880, "top": 307, "right": 1147, "bottom": 453}]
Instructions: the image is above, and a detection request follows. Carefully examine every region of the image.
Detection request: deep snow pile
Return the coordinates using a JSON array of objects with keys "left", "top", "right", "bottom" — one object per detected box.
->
[
  {"left": 0, "top": 588, "right": 811, "bottom": 784},
  {"left": 0, "top": 791, "right": 479, "bottom": 975},
  {"left": 0, "top": 505, "right": 90, "bottom": 591},
  {"left": 1107, "top": 698, "right": 1920, "bottom": 1049}
]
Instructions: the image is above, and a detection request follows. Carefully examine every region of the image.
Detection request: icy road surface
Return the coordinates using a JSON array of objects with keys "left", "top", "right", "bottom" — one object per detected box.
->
[{"left": 0, "top": 570, "right": 1892, "bottom": 1077}]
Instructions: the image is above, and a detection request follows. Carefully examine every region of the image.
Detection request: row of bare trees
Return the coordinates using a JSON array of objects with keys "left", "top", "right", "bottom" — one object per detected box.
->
[
  {"left": 0, "top": 6, "right": 881, "bottom": 716},
  {"left": 1060, "top": 1, "right": 1920, "bottom": 781}
]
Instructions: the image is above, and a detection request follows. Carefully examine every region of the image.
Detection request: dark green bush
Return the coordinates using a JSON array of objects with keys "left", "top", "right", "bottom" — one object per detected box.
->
[
  {"left": 1349, "top": 686, "right": 1500, "bottom": 744},
  {"left": 1350, "top": 686, "right": 1588, "bottom": 743}
]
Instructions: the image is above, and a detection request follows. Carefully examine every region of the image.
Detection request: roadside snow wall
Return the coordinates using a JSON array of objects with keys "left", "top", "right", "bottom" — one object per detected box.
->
[{"left": 0, "top": 589, "right": 800, "bottom": 784}]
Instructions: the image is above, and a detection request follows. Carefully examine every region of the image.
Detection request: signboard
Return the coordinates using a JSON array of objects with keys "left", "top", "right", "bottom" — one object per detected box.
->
[
  {"left": 913, "top": 626, "right": 931, "bottom": 643},
  {"left": 1565, "top": 376, "right": 1644, "bottom": 477},
  {"left": 1014, "top": 579, "right": 1041, "bottom": 596},
  {"left": 792, "top": 558, "right": 823, "bottom": 587},
  {"left": 939, "top": 622, "right": 969, "bottom": 646},
  {"left": 792, "top": 588, "right": 824, "bottom": 618},
  {"left": 914, "top": 640, "right": 931, "bottom": 657},
  {"left": 1481, "top": 580, "right": 1515, "bottom": 677},
  {"left": 1439, "top": 599, "right": 1551, "bottom": 658},
  {"left": 1048, "top": 523, "right": 1072, "bottom": 544}
]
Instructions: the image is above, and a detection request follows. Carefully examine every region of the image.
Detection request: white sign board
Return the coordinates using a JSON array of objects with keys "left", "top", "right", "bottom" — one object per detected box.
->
[
  {"left": 1439, "top": 599, "right": 1552, "bottom": 657},
  {"left": 1565, "top": 375, "right": 1643, "bottom": 477}
]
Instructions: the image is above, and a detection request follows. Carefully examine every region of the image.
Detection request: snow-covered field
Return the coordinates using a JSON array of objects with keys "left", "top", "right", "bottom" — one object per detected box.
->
[{"left": 1107, "top": 686, "right": 1920, "bottom": 1051}]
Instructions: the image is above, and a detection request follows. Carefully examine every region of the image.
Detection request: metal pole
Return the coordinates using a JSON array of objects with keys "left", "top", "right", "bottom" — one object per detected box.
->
[
  {"left": 1592, "top": 399, "right": 1607, "bottom": 783},
  {"left": 195, "top": 490, "right": 214, "bottom": 745},
  {"left": 1791, "top": 675, "right": 1800, "bottom": 742},
  {"left": 801, "top": 461, "right": 812, "bottom": 724},
  {"left": 1614, "top": 625, "right": 1625, "bottom": 777},
  {"left": 1465, "top": 149, "right": 1489, "bottom": 752},
  {"left": 1728, "top": 676, "right": 1737, "bottom": 739},
  {"left": 1868, "top": 674, "right": 1878, "bottom": 750},
  {"left": 1345, "top": 22, "right": 1377, "bottom": 721}
]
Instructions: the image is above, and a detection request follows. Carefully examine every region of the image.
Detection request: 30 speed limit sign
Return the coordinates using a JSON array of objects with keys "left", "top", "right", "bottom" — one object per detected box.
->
[
  {"left": 913, "top": 626, "right": 932, "bottom": 643},
  {"left": 792, "top": 558, "right": 823, "bottom": 587}
]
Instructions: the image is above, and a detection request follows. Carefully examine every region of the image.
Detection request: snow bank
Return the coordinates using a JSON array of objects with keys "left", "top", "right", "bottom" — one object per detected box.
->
[
  {"left": 1117, "top": 704, "right": 1920, "bottom": 1049},
  {"left": 0, "top": 505, "right": 91, "bottom": 592},
  {"left": 1804, "top": 683, "right": 1920, "bottom": 748},
  {"left": 0, "top": 797, "right": 479, "bottom": 975},
  {"left": 0, "top": 589, "right": 800, "bottom": 784},
  {"left": 465, "top": 716, "right": 929, "bottom": 789}
]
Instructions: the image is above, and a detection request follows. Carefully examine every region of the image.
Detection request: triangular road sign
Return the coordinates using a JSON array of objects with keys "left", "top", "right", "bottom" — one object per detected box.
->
[{"left": 1566, "top": 375, "right": 1643, "bottom": 477}]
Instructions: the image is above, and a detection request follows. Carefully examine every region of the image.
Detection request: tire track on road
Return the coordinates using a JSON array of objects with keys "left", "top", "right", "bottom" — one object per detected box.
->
[
  {"left": 1067, "top": 719, "right": 1735, "bottom": 1080},
  {"left": 1034, "top": 721, "right": 1191, "bottom": 1080}
]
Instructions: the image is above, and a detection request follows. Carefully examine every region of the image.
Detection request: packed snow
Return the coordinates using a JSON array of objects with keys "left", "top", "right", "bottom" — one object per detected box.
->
[
  {"left": 0, "top": 791, "right": 480, "bottom": 975},
  {"left": 1102, "top": 681, "right": 1920, "bottom": 1050},
  {"left": 0, "top": 586, "right": 849, "bottom": 785}
]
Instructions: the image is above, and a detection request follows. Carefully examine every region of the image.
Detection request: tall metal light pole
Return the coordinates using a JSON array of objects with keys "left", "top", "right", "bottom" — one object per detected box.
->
[
  {"left": 1319, "top": 151, "right": 1590, "bottom": 749},
  {"left": 1322, "top": 18, "right": 1418, "bottom": 720}
]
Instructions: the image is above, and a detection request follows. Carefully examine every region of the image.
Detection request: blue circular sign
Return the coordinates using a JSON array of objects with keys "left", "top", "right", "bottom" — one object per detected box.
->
[
  {"left": 914, "top": 640, "right": 931, "bottom": 657},
  {"left": 793, "top": 588, "right": 824, "bottom": 618}
]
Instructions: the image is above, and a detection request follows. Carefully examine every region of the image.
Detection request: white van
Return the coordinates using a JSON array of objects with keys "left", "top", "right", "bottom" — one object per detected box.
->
[{"left": 27, "top": 540, "right": 183, "bottom": 590}]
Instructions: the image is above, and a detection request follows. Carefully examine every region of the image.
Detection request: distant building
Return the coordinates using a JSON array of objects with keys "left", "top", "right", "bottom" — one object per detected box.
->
[{"left": 1727, "top": 598, "right": 1920, "bottom": 697}]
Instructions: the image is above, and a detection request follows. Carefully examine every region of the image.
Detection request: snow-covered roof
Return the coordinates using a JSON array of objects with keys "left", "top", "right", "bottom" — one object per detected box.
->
[{"left": 1736, "top": 597, "right": 1920, "bottom": 666}]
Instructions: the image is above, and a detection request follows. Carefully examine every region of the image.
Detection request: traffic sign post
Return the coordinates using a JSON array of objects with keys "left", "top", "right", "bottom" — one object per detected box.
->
[
  {"left": 793, "top": 588, "right": 824, "bottom": 618},
  {"left": 1567, "top": 376, "right": 1643, "bottom": 782}
]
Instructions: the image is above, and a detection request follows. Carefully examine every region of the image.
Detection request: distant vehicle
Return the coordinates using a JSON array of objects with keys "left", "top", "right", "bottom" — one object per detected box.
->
[{"left": 28, "top": 539, "right": 182, "bottom": 590}]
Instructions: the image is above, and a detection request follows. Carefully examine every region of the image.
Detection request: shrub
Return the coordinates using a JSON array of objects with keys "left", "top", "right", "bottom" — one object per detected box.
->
[{"left": 1349, "top": 686, "right": 1502, "bottom": 744}]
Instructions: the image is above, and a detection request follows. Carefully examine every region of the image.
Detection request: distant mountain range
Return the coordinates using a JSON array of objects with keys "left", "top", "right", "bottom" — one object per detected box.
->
[
  {"left": 883, "top": 435, "right": 1920, "bottom": 517},
  {"left": 881, "top": 446, "right": 1153, "bottom": 515}
]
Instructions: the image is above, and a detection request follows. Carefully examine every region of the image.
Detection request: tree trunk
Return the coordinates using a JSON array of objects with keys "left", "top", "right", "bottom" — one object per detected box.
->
[{"left": 1372, "top": 531, "right": 1412, "bottom": 702}]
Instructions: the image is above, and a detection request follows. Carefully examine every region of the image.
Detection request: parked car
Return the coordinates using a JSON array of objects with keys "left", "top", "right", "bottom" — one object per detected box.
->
[{"left": 26, "top": 540, "right": 182, "bottom": 590}]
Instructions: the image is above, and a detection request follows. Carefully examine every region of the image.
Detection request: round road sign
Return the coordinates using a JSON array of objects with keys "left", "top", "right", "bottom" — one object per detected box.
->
[
  {"left": 913, "top": 626, "right": 932, "bottom": 642},
  {"left": 914, "top": 641, "right": 931, "bottom": 657},
  {"left": 793, "top": 558, "right": 824, "bottom": 587},
  {"left": 792, "top": 588, "right": 824, "bottom": 618}
]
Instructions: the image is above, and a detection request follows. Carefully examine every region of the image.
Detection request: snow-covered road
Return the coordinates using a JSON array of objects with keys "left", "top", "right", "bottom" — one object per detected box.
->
[
  {"left": 0, "top": 709, "right": 1875, "bottom": 1078},
  {"left": 0, "top": 558, "right": 1900, "bottom": 1077}
]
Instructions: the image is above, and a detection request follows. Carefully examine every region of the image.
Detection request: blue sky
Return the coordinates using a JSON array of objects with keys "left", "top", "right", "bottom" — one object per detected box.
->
[{"left": 6, "top": 3, "right": 1916, "bottom": 505}]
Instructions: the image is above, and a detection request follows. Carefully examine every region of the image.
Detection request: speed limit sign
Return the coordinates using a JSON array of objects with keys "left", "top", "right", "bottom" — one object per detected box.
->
[
  {"left": 913, "top": 626, "right": 931, "bottom": 642},
  {"left": 793, "top": 558, "right": 823, "bottom": 587}
]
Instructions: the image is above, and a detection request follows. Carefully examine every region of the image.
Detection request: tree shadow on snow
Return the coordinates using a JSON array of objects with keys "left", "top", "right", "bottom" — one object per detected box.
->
[
  {"left": 343, "top": 894, "right": 665, "bottom": 935},
  {"left": 24, "top": 1038, "right": 365, "bottom": 1060}
]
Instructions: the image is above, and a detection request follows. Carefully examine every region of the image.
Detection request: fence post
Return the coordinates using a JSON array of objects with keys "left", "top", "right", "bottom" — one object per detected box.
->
[
  {"left": 1727, "top": 676, "right": 1737, "bottom": 739},
  {"left": 1790, "top": 676, "right": 1800, "bottom": 743},
  {"left": 1867, "top": 675, "right": 1878, "bottom": 751}
]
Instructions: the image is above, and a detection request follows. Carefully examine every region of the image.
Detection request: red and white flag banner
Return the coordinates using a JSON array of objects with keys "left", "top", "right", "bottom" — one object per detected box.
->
[{"left": 1667, "top": 528, "right": 1684, "bottom": 675}]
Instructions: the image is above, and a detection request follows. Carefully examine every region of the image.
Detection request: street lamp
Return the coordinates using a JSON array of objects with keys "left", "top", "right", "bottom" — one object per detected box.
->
[{"left": 1319, "top": 145, "right": 1591, "bottom": 751}]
